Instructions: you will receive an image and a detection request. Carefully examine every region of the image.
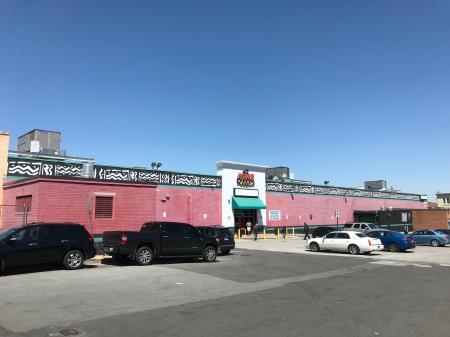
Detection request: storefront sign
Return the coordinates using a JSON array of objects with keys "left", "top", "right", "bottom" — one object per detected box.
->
[
  {"left": 237, "top": 170, "right": 255, "bottom": 187},
  {"left": 268, "top": 210, "right": 281, "bottom": 221},
  {"left": 401, "top": 212, "right": 408, "bottom": 223},
  {"left": 234, "top": 188, "right": 259, "bottom": 197}
]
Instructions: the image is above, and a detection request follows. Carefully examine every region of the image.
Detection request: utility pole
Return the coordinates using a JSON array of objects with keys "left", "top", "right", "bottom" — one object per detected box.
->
[{"left": 335, "top": 208, "right": 340, "bottom": 229}]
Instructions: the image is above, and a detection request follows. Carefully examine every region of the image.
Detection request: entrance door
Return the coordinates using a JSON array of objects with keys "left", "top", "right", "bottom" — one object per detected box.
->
[{"left": 233, "top": 209, "right": 257, "bottom": 233}]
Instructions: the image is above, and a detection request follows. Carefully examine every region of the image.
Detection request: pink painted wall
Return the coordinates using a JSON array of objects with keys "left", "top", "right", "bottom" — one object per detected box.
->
[
  {"left": 155, "top": 186, "right": 222, "bottom": 226},
  {"left": 2, "top": 179, "right": 156, "bottom": 234},
  {"left": 266, "top": 192, "right": 427, "bottom": 227}
]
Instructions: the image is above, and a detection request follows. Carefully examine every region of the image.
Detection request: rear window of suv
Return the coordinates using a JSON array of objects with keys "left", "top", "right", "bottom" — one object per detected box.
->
[
  {"left": 66, "top": 225, "right": 90, "bottom": 238},
  {"left": 215, "top": 228, "right": 231, "bottom": 236}
]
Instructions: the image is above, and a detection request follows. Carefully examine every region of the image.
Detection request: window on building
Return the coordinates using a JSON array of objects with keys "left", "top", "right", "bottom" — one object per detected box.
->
[
  {"left": 15, "top": 195, "right": 32, "bottom": 212},
  {"left": 95, "top": 196, "right": 114, "bottom": 219}
]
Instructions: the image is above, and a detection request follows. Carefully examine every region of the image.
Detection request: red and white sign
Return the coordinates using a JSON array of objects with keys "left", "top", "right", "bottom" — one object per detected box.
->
[{"left": 237, "top": 170, "right": 255, "bottom": 187}]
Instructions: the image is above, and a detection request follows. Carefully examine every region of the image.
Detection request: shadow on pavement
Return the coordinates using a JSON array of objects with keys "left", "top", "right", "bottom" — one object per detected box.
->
[
  {"left": 1, "top": 264, "right": 97, "bottom": 277},
  {"left": 98, "top": 256, "right": 227, "bottom": 267}
]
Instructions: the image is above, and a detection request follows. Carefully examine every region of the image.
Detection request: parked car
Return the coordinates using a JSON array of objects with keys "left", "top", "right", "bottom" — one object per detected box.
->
[
  {"left": 411, "top": 230, "right": 450, "bottom": 247},
  {"left": 307, "top": 230, "right": 384, "bottom": 255},
  {"left": 366, "top": 229, "right": 415, "bottom": 252},
  {"left": 312, "top": 226, "right": 336, "bottom": 238},
  {"left": 343, "top": 222, "right": 379, "bottom": 233},
  {"left": 0, "top": 223, "right": 95, "bottom": 273},
  {"left": 197, "top": 226, "right": 235, "bottom": 255},
  {"left": 102, "top": 221, "right": 219, "bottom": 265}
]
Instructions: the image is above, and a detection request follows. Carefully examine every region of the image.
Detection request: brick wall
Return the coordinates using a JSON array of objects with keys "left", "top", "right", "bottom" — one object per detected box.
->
[
  {"left": 266, "top": 192, "right": 427, "bottom": 227},
  {"left": 412, "top": 209, "right": 448, "bottom": 231},
  {"left": 2, "top": 179, "right": 41, "bottom": 228},
  {"left": 2, "top": 179, "right": 157, "bottom": 234}
]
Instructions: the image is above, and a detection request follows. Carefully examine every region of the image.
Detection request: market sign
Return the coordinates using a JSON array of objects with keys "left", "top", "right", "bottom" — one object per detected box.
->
[
  {"left": 237, "top": 170, "right": 255, "bottom": 187},
  {"left": 269, "top": 210, "right": 281, "bottom": 221},
  {"left": 234, "top": 188, "right": 259, "bottom": 197}
]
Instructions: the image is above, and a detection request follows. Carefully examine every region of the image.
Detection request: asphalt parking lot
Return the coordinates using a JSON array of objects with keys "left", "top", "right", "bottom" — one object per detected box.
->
[{"left": 1, "top": 246, "right": 450, "bottom": 337}]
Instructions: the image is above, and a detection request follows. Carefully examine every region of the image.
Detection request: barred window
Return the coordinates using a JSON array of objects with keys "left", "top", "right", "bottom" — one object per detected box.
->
[
  {"left": 95, "top": 196, "right": 114, "bottom": 219},
  {"left": 16, "top": 195, "right": 32, "bottom": 212}
]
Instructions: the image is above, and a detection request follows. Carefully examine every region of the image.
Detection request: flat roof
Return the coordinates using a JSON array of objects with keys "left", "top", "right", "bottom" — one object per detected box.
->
[
  {"left": 9, "top": 151, "right": 94, "bottom": 162},
  {"left": 3, "top": 176, "right": 157, "bottom": 189},
  {"left": 216, "top": 160, "right": 268, "bottom": 172},
  {"left": 18, "top": 129, "right": 61, "bottom": 138}
]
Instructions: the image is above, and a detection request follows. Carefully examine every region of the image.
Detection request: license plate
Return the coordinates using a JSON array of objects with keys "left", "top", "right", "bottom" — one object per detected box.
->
[
  {"left": 224, "top": 237, "right": 228, "bottom": 241},
  {"left": 104, "top": 247, "right": 113, "bottom": 252}
]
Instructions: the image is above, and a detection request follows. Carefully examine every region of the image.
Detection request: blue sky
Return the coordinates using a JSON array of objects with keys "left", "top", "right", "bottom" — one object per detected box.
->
[{"left": 1, "top": 0, "right": 449, "bottom": 199}]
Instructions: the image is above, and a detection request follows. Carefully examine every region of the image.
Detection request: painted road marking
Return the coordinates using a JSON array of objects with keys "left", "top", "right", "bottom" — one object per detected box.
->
[{"left": 370, "top": 261, "right": 432, "bottom": 268}]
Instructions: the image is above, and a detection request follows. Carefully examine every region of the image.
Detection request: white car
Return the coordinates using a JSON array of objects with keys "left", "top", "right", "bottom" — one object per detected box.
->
[
  {"left": 343, "top": 222, "right": 379, "bottom": 233},
  {"left": 307, "top": 231, "right": 384, "bottom": 255}
]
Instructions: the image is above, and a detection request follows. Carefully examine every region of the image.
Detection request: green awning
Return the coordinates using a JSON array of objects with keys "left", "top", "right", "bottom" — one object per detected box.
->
[{"left": 232, "top": 196, "right": 266, "bottom": 210}]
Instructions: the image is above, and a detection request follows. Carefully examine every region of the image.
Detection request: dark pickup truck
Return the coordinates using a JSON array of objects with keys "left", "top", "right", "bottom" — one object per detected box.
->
[{"left": 102, "top": 221, "right": 219, "bottom": 265}]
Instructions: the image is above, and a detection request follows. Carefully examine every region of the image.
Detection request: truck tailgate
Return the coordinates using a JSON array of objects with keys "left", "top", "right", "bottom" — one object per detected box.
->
[{"left": 102, "top": 231, "right": 123, "bottom": 248}]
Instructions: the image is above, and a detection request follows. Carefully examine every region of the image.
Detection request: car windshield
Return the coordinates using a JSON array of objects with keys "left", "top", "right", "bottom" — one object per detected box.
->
[
  {"left": 356, "top": 233, "right": 368, "bottom": 238},
  {"left": 0, "top": 228, "right": 16, "bottom": 240}
]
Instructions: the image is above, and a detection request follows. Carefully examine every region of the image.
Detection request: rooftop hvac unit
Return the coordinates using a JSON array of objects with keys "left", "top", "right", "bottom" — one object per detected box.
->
[
  {"left": 30, "top": 140, "right": 40, "bottom": 153},
  {"left": 81, "top": 163, "right": 95, "bottom": 178}
]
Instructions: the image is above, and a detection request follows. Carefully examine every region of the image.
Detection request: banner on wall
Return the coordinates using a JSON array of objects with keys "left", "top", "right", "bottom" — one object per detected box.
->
[{"left": 268, "top": 210, "right": 281, "bottom": 221}]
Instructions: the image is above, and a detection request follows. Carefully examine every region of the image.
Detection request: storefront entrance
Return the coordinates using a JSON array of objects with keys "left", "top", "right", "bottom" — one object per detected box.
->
[{"left": 234, "top": 209, "right": 257, "bottom": 233}]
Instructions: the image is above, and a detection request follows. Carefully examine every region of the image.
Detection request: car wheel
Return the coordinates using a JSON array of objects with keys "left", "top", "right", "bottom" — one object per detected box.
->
[
  {"left": 135, "top": 246, "right": 153, "bottom": 266},
  {"left": 348, "top": 244, "right": 360, "bottom": 255},
  {"left": 203, "top": 246, "right": 217, "bottom": 262},
  {"left": 431, "top": 239, "right": 440, "bottom": 247},
  {"left": 310, "top": 242, "right": 320, "bottom": 252},
  {"left": 63, "top": 250, "right": 84, "bottom": 270},
  {"left": 222, "top": 250, "right": 231, "bottom": 255},
  {"left": 388, "top": 242, "right": 400, "bottom": 252}
]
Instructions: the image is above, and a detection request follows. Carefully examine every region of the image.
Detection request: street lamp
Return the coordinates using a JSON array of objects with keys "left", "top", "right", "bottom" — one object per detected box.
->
[{"left": 151, "top": 162, "right": 162, "bottom": 170}]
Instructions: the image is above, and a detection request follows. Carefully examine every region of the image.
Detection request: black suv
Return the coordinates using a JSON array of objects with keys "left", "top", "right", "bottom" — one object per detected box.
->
[
  {"left": 312, "top": 226, "right": 336, "bottom": 238},
  {"left": 197, "top": 226, "right": 235, "bottom": 255},
  {"left": 0, "top": 223, "right": 96, "bottom": 273}
]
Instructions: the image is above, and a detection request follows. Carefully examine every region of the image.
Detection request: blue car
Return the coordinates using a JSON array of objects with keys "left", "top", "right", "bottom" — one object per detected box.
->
[
  {"left": 367, "top": 229, "right": 416, "bottom": 252},
  {"left": 411, "top": 230, "right": 450, "bottom": 247}
]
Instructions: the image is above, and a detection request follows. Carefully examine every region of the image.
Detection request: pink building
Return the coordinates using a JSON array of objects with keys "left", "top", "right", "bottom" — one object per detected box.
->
[{"left": 3, "top": 157, "right": 427, "bottom": 235}]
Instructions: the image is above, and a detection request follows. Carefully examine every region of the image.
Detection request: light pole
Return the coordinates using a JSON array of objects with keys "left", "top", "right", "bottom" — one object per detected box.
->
[{"left": 335, "top": 208, "right": 340, "bottom": 229}]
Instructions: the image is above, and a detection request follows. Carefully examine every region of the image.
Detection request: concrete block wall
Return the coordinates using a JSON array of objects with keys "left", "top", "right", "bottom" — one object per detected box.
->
[
  {"left": 155, "top": 186, "right": 222, "bottom": 226},
  {"left": 2, "top": 179, "right": 157, "bottom": 234}
]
